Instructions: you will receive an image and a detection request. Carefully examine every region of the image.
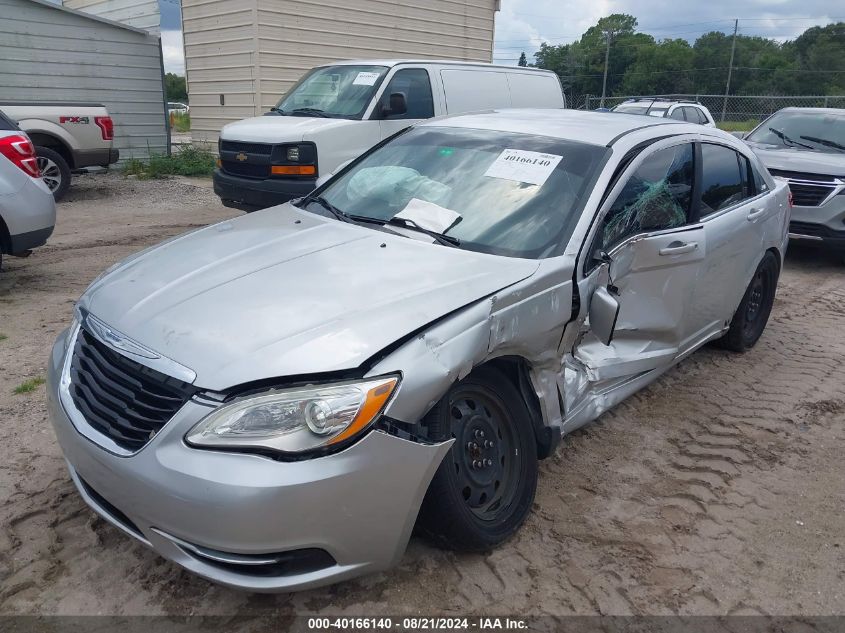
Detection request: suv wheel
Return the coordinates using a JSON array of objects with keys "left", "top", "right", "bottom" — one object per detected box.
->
[{"left": 35, "top": 146, "right": 71, "bottom": 202}]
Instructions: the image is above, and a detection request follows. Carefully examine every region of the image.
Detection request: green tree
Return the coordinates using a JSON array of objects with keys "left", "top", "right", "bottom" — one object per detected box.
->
[
  {"left": 164, "top": 73, "right": 188, "bottom": 102},
  {"left": 518, "top": 51, "right": 528, "bottom": 66},
  {"left": 622, "top": 39, "right": 694, "bottom": 95}
]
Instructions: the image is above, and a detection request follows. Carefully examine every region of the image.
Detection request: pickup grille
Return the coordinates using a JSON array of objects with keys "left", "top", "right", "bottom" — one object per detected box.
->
[{"left": 69, "top": 328, "right": 196, "bottom": 452}]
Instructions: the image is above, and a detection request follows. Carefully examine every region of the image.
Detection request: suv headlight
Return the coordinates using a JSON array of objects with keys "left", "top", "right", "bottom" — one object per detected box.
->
[{"left": 185, "top": 376, "right": 398, "bottom": 457}]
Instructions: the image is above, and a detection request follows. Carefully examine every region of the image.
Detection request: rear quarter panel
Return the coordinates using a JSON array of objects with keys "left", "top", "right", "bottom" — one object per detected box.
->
[{"left": 2, "top": 105, "right": 111, "bottom": 153}]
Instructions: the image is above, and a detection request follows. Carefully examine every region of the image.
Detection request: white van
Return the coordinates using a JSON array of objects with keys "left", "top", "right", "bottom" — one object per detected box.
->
[{"left": 213, "top": 59, "right": 565, "bottom": 211}]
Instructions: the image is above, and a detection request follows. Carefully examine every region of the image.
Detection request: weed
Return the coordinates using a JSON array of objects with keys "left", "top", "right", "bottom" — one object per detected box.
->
[
  {"left": 14, "top": 377, "right": 45, "bottom": 395},
  {"left": 122, "top": 145, "right": 216, "bottom": 179}
]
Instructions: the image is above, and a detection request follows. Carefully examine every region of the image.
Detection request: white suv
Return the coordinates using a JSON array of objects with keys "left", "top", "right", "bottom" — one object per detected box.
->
[
  {"left": 611, "top": 99, "right": 716, "bottom": 126},
  {"left": 0, "top": 110, "right": 56, "bottom": 271}
]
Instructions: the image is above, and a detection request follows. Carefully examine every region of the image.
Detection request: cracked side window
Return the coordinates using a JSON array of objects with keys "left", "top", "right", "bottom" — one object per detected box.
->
[{"left": 599, "top": 143, "right": 694, "bottom": 251}]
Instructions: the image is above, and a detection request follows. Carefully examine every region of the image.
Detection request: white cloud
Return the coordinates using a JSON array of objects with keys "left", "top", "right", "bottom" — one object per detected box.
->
[
  {"left": 493, "top": 0, "right": 839, "bottom": 65},
  {"left": 161, "top": 29, "right": 184, "bottom": 75}
]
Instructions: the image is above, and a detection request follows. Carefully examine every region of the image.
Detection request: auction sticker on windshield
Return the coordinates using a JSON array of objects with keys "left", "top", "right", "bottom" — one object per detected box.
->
[
  {"left": 484, "top": 149, "right": 563, "bottom": 186},
  {"left": 353, "top": 71, "right": 381, "bottom": 86}
]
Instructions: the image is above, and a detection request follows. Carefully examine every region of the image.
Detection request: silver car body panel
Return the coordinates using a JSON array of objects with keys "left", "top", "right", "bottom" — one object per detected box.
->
[
  {"left": 48, "top": 109, "right": 790, "bottom": 591},
  {"left": 0, "top": 129, "right": 56, "bottom": 242},
  {"left": 48, "top": 326, "right": 453, "bottom": 592}
]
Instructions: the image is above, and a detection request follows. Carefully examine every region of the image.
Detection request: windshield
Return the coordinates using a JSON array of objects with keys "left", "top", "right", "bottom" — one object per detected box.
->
[
  {"left": 307, "top": 126, "right": 609, "bottom": 258},
  {"left": 274, "top": 65, "right": 389, "bottom": 119},
  {"left": 613, "top": 104, "right": 651, "bottom": 115},
  {"left": 747, "top": 110, "right": 845, "bottom": 153},
  {"left": 613, "top": 104, "right": 669, "bottom": 118}
]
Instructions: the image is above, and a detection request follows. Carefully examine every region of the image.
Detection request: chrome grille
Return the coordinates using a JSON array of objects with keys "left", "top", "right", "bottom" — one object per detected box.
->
[
  {"left": 788, "top": 182, "right": 837, "bottom": 207},
  {"left": 69, "top": 328, "right": 196, "bottom": 452}
]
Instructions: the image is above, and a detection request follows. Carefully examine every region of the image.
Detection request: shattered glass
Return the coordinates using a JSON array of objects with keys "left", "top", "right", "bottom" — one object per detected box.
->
[{"left": 599, "top": 143, "right": 694, "bottom": 250}]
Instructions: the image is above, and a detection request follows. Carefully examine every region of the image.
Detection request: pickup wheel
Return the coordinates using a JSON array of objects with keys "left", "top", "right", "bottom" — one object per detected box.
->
[
  {"left": 35, "top": 146, "right": 71, "bottom": 202},
  {"left": 416, "top": 366, "right": 538, "bottom": 552}
]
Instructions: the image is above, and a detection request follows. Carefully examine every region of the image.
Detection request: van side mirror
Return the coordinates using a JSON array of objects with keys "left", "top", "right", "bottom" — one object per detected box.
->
[
  {"left": 381, "top": 92, "right": 407, "bottom": 118},
  {"left": 589, "top": 286, "right": 620, "bottom": 346}
]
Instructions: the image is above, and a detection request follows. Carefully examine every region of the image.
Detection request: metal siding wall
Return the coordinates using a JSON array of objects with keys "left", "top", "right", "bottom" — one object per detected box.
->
[
  {"left": 182, "top": 0, "right": 496, "bottom": 143},
  {"left": 0, "top": 0, "right": 168, "bottom": 160},
  {"left": 62, "top": 0, "right": 161, "bottom": 33},
  {"left": 181, "top": 0, "right": 257, "bottom": 145}
]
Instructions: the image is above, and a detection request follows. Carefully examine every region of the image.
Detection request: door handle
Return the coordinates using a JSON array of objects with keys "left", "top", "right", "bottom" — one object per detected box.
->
[
  {"left": 659, "top": 241, "right": 698, "bottom": 256},
  {"left": 747, "top": 208, "right": 765, "bottom": 221}
]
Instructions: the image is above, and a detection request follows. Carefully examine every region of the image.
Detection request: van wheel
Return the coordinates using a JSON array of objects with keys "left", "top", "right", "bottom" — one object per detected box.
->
[
  {"left": 36, "top": 146, "right": 71, "bottom": 202},
  {"left": 416, "top": 366, "right": 538, "bottom": 552},
  {"left": 715, "top": 251, "right": 779, "bottom": 352}
]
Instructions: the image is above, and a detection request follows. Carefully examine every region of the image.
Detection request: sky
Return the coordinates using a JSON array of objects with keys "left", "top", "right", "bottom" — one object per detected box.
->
[{"left": 158, "top": 0, "right": 843, "bottom": 75}]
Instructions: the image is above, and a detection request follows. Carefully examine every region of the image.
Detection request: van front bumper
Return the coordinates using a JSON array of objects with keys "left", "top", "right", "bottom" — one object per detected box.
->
[
  {"left": 46, "top": 326, "right": 451, "bottom": 592},
  {"left": 213, "top": 168, "right": 317, "bottom": 212}
]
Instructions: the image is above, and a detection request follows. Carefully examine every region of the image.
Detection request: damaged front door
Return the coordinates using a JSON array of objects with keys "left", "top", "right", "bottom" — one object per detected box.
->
[{"left": 564, "top": 140, "right": 703, "bottom": 429}]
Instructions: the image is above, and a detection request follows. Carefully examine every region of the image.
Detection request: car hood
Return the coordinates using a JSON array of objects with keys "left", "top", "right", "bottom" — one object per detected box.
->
[
  {"left": 746, "top": 142, "right": 845, "bottom": 177},
  {"left": 80, "top": 206, "right": 539, "bottom": 390},
  {"left": 220, "top": 115, "right": 361, "bottom": 143}
]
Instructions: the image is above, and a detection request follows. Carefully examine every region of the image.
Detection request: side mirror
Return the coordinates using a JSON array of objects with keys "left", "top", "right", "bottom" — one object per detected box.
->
[
  {"left": 381, "top": 92, "right": 407, "bottom": 118},
  {"left": 589, "top": 286, "right": 620, "bottom": 346}
]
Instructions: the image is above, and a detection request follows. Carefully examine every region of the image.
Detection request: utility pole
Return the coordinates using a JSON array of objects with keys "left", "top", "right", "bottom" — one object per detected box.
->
[
  {"left": 721, "top": 19, "right": 739, "bottom": 122},
  {"left": 600, "top": 31, "right": 611, "bottom": 108}
]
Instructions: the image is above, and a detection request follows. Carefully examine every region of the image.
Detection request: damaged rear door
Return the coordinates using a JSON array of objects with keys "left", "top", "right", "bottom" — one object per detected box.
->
[{"left": 563, "top": 138, "right": 703, "bottom": 429}]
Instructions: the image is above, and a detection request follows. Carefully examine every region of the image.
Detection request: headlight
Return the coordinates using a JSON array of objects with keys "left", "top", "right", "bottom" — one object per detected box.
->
[{"left": 185, "top": 376, "right": 398, "bottom": 456}]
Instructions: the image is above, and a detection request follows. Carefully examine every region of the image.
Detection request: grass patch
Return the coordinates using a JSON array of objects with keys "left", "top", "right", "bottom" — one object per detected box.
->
[
  {"left": 171, "top": 112, "right": 191, "bottom": 133},
  {"left": 0, "top": 334, "right": 7, "bottom": 342},
  {"left": 717, "top": 119, "right": 760, "bottom": 133},
  {"left": 14, "top": 377, "right": 45, "bottom": 395},
  {"left": 123, "top": 145, "right": 216, "bottom": 179}
]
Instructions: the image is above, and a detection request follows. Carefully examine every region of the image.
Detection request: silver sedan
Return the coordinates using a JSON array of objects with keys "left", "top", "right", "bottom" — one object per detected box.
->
[{"left": 47, "top": 109, "right": 790, "bottom": 591}]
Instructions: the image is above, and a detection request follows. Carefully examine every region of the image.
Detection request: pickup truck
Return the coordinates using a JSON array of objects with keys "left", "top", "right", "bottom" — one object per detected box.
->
[{"left": 0, "top": 102, "right": 118, "bottom": 201}]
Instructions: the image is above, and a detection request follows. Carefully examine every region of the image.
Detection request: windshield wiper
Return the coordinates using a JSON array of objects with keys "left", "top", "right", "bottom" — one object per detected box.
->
[
  {"left": 769, "top": 127, "right": 814, "bottom": 150},
  {"left": 300, "top": 195, "right": 351, "bottom": 223},
  {"left": 291, "top": 108, "right": 331, "bottom": 118},
  {"left": 799, "top": 135, "right": 845, "bottom": 152},
  {"left": 384, "top": 217, "right": 461, "bottom": 248}
]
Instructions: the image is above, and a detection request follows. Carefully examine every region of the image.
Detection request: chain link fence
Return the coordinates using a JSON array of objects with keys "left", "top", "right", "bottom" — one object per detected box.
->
[{"left": 571, "top": 93, "right": 845, "bottom": 127}]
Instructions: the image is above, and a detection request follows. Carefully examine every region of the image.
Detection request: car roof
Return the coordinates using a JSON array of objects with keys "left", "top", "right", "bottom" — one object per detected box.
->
[
  {"left": 776, "top": 107, "right": 845, "bottom": 114},
  {"left": 419, "top": 108, "right": 684, "bottom": 146},
  {"left": 616, "top": 100, "right": 702, "bottom": 108},
  {"left": 319, "top": 59, "right": 556, "bottom": 74}
]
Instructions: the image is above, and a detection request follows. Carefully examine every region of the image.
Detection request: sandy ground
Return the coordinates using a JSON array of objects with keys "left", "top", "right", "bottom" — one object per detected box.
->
[{"left": 0, "top": 171, "right": 844, "bottom": 617}]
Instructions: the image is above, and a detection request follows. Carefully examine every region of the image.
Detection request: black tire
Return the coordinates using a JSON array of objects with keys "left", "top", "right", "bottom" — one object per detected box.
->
[
  {"left": 715, "top": 251, "right": 779, "bottom": 352},
  {"left": 35, "top": 146, "right": 71, "bottom": 202},
  {"left": 416, "top": 365, "right": 538, "bottom": 552}
]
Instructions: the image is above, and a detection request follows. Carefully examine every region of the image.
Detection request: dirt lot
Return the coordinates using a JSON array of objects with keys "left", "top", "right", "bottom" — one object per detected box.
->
[{"left": 1, "top": 172, "right": 843, "bottom": 618}]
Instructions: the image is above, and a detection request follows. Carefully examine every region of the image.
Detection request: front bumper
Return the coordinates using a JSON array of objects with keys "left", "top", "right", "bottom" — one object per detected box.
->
[
  {"left": 46, "top": 326, "right": 451, "bottom": 592},
  {"left": 213, "top": 169, "right": 317, "bottom": 212},
  {"left": 787, "top": 195, "right": 845, "bottom": 251}
]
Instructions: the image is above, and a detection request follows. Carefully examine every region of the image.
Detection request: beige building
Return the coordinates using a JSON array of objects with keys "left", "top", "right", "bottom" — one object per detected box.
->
[{"left": 181, "top": 0, "right": 500, "bottom": 142}]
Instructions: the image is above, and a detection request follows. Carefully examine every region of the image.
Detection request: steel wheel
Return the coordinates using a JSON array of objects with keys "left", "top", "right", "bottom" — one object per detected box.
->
[
  {"left": 417, "top": 365, "right": 538, "bottom": 552},
  {"left": 37, "top": 155, "right": 62, "bottom": 192},
  {"left": 449, "top": 389, "right": 520, "bottom": 521},
  {"left": 715, "top": 251, "right": 779, "bottom": 352}
]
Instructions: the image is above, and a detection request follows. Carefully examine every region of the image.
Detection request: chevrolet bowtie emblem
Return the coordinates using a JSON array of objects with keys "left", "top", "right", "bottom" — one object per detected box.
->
[{"left": 235, "top": 152, "right": 248, "bottom": 162}]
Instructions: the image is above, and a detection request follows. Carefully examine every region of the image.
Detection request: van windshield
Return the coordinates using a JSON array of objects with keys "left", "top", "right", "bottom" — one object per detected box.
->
[
  {"left": 306, "top": 126, "right": 609, "bottom": 259},
  {"left": 273, "top": 65, "right": 389, "bottom": 119}
]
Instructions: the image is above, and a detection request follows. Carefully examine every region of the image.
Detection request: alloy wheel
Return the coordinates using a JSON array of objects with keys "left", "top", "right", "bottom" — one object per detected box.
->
[{"left": 37, "top": 156, "right": 62, "bottom": 192}]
